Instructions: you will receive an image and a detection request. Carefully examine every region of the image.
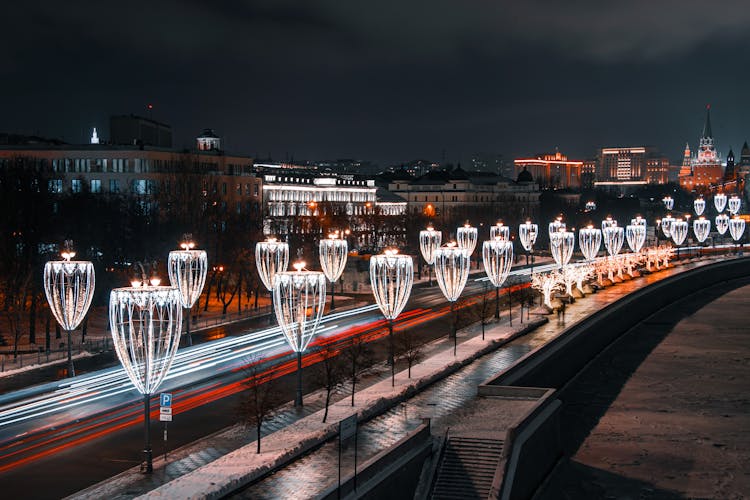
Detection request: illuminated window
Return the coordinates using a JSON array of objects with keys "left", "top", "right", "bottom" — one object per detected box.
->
[
  {"left": 110, "top": 179, "right": 120, "bottom": 193},
  {"left": 90, "top": 179, "right": 101, "bottom": 193},
  {"left": 71, "top": 179, "right": 81, "bottom": 193}
]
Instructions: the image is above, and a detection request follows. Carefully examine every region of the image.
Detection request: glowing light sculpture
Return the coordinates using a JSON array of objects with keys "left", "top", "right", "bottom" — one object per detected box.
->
[
  {"left": 585, "top": 201, "right": 596, "bottom": 212},
  {"left": 319, "top": 233, "right": 348, "bottom": 310},
  {"left": 548, "top": 217, "right": 565, "bottom": 239},
  {"left": 370, "top": 249, "right": 413, "bottom": 385},
  {"left": 482, "top": 237, "right": 513, "bottom": 321},
  {"left": 728, "top": 195, "right": 741, "bottom": 215},
  {"left": 490, "top": 222, "right": 510, "bottom": 241},
  {"left": 531, "top": 271, "right": 563, "bottom": 310},
  {"left": 714, "top": 193, "right": 727, "bottom": 213},
  {"left": 434, "top": 243, "right": 470, "bottom": 355},
  {"left": 663, "top": 196, "right": 674, "bottom": 210},
  {"left": 256, "top": 237, "right": 290, "bottom": 323},
  {"left": 457, "top": 223, "right": 478, "bottom": 255},
  {"left": 694, "top": 197, "right": 706, "bottom": 216},
  {"left": 661, "top": 215, "right": 675, "bottom": 239},
  {"left": 519, "top": 221, "right": 538, "bottom": 273},
  {"left": 670, "top": 219, "right": 688, "bottom": 259},
  {"left": 626, "top": 224, "right": 646, "bottom": 253},
  {"left": 273, "top": 262, "right": 326, "bottom": 407},
  {"left": 43, "top": 248, "right": 95, "bottom": 378},
  {"left": 729, "top": 216, "right": 745, "bottom": 242},
  {"left": 601, "top": 217, "right": 616, "bottom": 231},
  {"left": 716, "top": 214, "right": 730, "bottom": 236},
  {"left": 419, "top": 226, "right": 442, "bottom": 286},
  {"left": 168, "top": 240, "right": 207, "bottom": 347},
  {"left": 109, "top": 283, "right": 182, "bottom": 473},
  {"left": 603, "top": 225, "right": 624, "bottom": 257},
  {"left": 579, "top": 225, "right": 602, "bottom": 261},
  {"left": 693, "top": 217, "right": 711, "bottom": 244},
  {"left": 550, "top": 230, "right": 575, "bottom": 268}
]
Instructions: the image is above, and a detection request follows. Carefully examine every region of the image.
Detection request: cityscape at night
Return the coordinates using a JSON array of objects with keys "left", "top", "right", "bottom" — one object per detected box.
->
[{"left": 1, "top": 2, "right": 749, "bottom": 499}]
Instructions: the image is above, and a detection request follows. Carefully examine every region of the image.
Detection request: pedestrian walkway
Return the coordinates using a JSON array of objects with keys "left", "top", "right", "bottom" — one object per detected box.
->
[{"left": 229, "top": 261, "right": 717, "bottom": 499}]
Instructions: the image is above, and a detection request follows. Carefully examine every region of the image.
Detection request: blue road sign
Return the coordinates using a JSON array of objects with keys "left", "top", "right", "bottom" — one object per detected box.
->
[{"left": 160, "top": 393, "right": 172, "bottom": 407}]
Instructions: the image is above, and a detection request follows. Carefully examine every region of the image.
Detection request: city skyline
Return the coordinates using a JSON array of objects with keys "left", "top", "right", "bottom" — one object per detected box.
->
[{"left": 2, "top": 1, "right": 749, "bottom": 165}]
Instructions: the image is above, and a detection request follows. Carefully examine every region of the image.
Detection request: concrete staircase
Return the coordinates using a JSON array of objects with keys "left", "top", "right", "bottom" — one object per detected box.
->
[{"left": 431, "top": 437, "right": 503, "bottom": 499}]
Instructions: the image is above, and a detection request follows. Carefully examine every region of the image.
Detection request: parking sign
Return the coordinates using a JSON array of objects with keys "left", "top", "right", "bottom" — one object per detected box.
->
[{"left": 160, "top": 393, "right": 172, "bottom": 407}]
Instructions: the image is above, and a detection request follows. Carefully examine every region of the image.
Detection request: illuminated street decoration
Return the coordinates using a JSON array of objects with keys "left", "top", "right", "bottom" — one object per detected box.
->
[
  {"left": 531, "top": 271, "right": 563, "bottom": 309},
  {"left": 714, "top": 193, "right": 727, "bottom": 213},
  {"left": 255, "top": 237, "right": 290, "bottom": 291},
  {"left": 601, "top": 216, "right": 616, "bottom": 231},
  {"left": 603, "top": 224, "right": 624, "bottom": 257},
  {"left": 715, "top": 214, "right": 730, "bottom": 235},
  {"left": 626, "top": 223, "right": 646, "bottom": 253},
  {"left": 560, "top": 265, "right": 577, "bottom": 296},
  {"left": 660, "top": 215, "right": 675, "bottom": 238},
  {"left": 548, "top": 217, "right": 565, "bottom": 238},
  {"left": 729, "top": 216, "right": 745, "bottom": 242},
  {"left": 693, "top": 217, "right": 711, "bottom": 243},
  {"left": 579, "top": 225, "right": 602, "bottom": 261},
  {"left": 670, "top": 218, "right": 688, "bottom": 246},
  {"left": 550, "top": 229, "right": 575, "bottom": 268},
  {"left": 43, "top": 245, "right": 95, "bottom": 378},
  {"left": 519, "top": 221, "right": 538, "bottom": 252},
  {"left": 573, "top": 265, "right": 592, "bottom": 293},
  {"left": 168, "top": 239, "right": 207, "bottom": 347},
  {"left": 419, "top": 226, "right": 442, "bottom": 285},
  {"left": 273, "top": 262, "right": 326, "bottom": 406},
  {"left": 694, "top": 197, "right": 705, "bottom": 216},
  {"left": 489, "top": 221, "right": 510, "bottom": 241},
  {"left": 370, "top": 249, "right": 413, "bottom": 385},
  {"left": 630, "top": 216, "right": 646, "bottom": 228},
  {"left": 662, "top": 195, "right": 674, "bottom": 210},
  {"left": 728, "top": 195, "right": 741, "bottom": 215},
  {"left": 109, "top": 281, "right": 182, "bottom": 473},
  {"left": 434, "top": 242, "right": 470, "bottom": 355},
  {"left": 319, "top": 233, "right": 348, "bottom": 310},
  {"left": 457, "top": 223, "right": 478, "bottom": 255},
  {"left": 482, "top": 237, "right": 513, "bottom": 320},
  {"left": 585, "top": 200, "right": 596, "bottom": 212}
]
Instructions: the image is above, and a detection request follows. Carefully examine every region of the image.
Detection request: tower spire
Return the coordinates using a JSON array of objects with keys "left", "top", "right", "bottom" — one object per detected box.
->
[{"left": 702, "top": 104, "right": 713, "bottom": 139}]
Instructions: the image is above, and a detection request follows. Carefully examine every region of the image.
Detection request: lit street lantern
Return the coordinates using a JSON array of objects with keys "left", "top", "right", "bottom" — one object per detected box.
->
[
  {"left": 256, "top": 237, "right": 290, "bottom": 323},
  {"left": 273, "top": 262, "right": 326, "bottom": 407},
  {"left": 694, "top": 197, "right": 705, "bottom": 216},
  {"left": 518, "top": 220, "right": 538, "bottom": 272},
  {"left": 482, "top": 237, "right": 513, "bottom": 322},
  {"left": 579, "top": 225, "right": 602, "bottom": 261},
  {"left": 319, "top": 232, "right": 348, "bottom": 310},
  {"left": 490, "top": 221, "right": 510, "bottom": 241},
  {"left": 419, "top": 225, "right": 441, "bottom": 286},
  {"left": 729, "top": 216, "right": 745, "bottom": 242},
  {"left": 457, "top": 223, "right": 478, "bottom": 255},
  {"left": 43, "top": 244, "right": 95, "bottom": 378},
  {"left": 728, "top": 195, "right": 741, "bottom": 215},
  {"left": 434, "top": 242, "right": 470, "bottom": 355},
  {"left": 109, "top": 280, "right": 182, "bottom": 473},
  {"left": 548, "top": 216, "right": 565, "bottom": 239},
  {"left": 168, "top": 238, "right": 208, "bottom": 346},
  {"left": 714, "top": 193, "right": 727, "bottom": 213},
  {"left": 626, "top": 223, "right": 646, "bottom": 253},
  {"left": 660, "top": 215, "right": 675, "bottom": 239},
  {"left": 662, "top": 195, "right": 674, "bottom": 210},
  {"left": 550, "top": 229, "right": 575, "bottom": 269},
  {"left": 370, "top": 249, "right": 413, "bottom": 386}
]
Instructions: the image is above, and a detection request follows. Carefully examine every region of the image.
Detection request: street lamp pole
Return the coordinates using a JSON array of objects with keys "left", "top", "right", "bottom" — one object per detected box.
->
[
  {"left": 433, "top": 242, "right": 470, "bottom": 356},
  {"left": 168, "top": 237, "right": 207, "bottom": 347},
  {"left": 319, "top": 232, "right": 348, "bottom": 311}
]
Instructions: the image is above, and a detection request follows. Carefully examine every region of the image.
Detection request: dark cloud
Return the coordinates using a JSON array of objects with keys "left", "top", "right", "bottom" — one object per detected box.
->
[{"left": 1, "top": 1, "right": 748, "bottom": 164}]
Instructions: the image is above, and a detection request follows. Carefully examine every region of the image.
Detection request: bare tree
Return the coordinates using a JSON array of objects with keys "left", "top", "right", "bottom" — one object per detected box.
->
[
  {"left": 238, "top": 357, "right": 283, "bottom": 454},
  {"left": 477, "top": 281, "right": 493, "bottom": 340},
  {"left": 342, "top": 334, "right": 374, "bottom": 406},
  {"left": 395, "top": 332, "right": 424, "bottom": 379},
  {"left": 312, "top": 345, "right": 346, "bottom": 422}
]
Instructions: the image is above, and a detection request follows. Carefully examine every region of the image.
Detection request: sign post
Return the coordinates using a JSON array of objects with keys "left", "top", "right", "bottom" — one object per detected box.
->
[{"left": 159, "top": 393, "right": 172, "bottom": 462}]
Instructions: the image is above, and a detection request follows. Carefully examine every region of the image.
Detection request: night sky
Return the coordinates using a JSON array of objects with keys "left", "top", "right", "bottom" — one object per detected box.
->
[{"left": 3, "top": 1, "right": 749, "bottom": 165}]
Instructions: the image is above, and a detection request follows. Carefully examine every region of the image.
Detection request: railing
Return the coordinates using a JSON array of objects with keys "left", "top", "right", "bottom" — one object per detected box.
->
[{"left": 0, "top": 337, "right": 112, "bottom": 373}]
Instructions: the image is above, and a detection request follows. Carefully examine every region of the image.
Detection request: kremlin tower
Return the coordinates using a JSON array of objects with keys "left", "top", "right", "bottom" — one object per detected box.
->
[{"left": 679, "top": 105, "right": 724, "bottom": 191}]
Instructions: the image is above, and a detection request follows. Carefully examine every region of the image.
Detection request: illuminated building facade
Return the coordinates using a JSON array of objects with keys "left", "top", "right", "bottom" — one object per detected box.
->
[
  {"left": 513, "top": 150, "right": 582, "bottom": 189},
  {"left": 679, "top": 106, "right": 724, "bottom": 191},
  {"left": 594, "top": 146, "right": 670, "bottom": 189}
]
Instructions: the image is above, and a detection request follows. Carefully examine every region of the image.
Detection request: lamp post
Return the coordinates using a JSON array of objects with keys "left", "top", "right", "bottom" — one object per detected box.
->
[
  {"left": 662, "top": 195, "right": 674, "bottom": 211},
  {"left": 660, "top": 215, "right": 675, "bottom": 239},
  {"left": 419, "top": 226, "right": 441, "bottom": 286},
  {"left": 109, "top": 279, "right": 182, "bottom": 473},
  {"left": 319, "top": 232, "right": 348, "bottom": 311},
  {"left": 370, "top": 249, "right": 413, "bottom": 386},
  {"left": 168, "top": 239, "right": 207, "bottom": 347},
  {"left": 729, "top": 216, "right": 745, "bottom": 253},
  {"left": 603, "top": 222, "right": 624, "bottom": 281},
  {"left": 714, "top": 193, "right": 727, "bottom": 213},
  {"left": 549, "top": 229, "right": 575, "bottom": 269},
  {"left": 626, "top": 223, "right": 646, "bottom": 253},
  {"left": 43, "top": 245, "right": 95, "bottom": 378},
  {"left": 693, "top": 217, "right": 710, "bottom": 256},
  {"left": 519, "top": 220, "right": 538, "bottom": 273},
  {"left": 482, "top": 237, "right": 513, "bottom": 324},
  {"left": 457, "top": 223, "right": 478, "bottom": 256},
  {"left": 490, "top": 221, "right": 510, "bottom": 241},
  {"left": 694, "top": 197, "right": 706, "bottom": 216},
  {"left": 579, "top": 225, "right": 602, "bottom": 262},
  {"left": 548, "top": 216, "right": 565, "bottom": 239},
  {"left": 273, "top": 261, "right": 326, "bottom": 407},
  {"left": 433, "top": 242, "right": 470, "bottom": 356},
  {"left": 255, "top": 237, "right": 290, "bottom": 323},
  {"left": 728, "top": 195, "right": 741, "bottom": 215},
  {"left": 670, "top": 218, "right": 688, "bottom": 259}
]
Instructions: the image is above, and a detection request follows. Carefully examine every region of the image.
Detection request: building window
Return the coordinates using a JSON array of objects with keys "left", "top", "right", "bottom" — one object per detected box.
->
[
  {"left": 48, "top": 179, "right": 63, "bottom": 193},
  {"left": 110, "top": 179, "right": 120, "bottom": 193},
  {"left": 71, "top": 179, "right": 82, "bottom": 193},
  {"left": 254, "top": 184, "right": 259, "bottom": 196},
  {"left": 90, "top": 179, "right": 101, "bottom": 193}
]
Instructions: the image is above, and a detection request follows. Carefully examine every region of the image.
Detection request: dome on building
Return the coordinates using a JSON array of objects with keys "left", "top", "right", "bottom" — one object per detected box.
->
[
  {"left": 516, "top": 166, "right": 533, "bottom": 183},
  {"left": 197, "top": 128, "right": 221, "bottom": 151}
]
